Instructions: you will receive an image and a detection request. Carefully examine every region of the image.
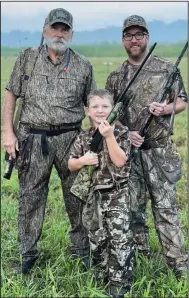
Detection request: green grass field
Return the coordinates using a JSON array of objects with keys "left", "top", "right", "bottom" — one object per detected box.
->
[{"left": 1, "top": 53, "right": 188, "bottom": 297}]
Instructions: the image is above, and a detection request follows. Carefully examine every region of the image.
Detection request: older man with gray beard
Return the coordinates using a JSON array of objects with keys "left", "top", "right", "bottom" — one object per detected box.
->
[{"left": 2, "top": 8, "right": 96, "bottom": 274}]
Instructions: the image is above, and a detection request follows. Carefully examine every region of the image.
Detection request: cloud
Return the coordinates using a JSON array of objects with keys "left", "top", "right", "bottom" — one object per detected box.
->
[{"left": 1, "top": 1, "right": 188, "bottom": 32}]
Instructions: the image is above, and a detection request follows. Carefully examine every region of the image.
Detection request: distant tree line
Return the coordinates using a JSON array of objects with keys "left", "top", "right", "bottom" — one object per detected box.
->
[{"left": 1, "top": 42, "right": 187, "bottom": 58}]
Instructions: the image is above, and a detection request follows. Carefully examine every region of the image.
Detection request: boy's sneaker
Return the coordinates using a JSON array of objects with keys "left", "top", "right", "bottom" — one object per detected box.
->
[{"left": 68, "top": 248, "right": 91, "bottom": 270}]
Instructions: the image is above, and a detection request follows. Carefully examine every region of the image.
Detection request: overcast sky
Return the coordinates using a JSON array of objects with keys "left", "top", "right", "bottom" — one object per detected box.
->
[{"left": 1, "top": 1, "right": 188, "bottom": 32}]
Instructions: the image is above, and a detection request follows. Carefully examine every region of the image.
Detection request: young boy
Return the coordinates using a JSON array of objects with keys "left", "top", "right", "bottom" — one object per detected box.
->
[{"left": 68, "top": 89, "right": 134, "bottom": 298}]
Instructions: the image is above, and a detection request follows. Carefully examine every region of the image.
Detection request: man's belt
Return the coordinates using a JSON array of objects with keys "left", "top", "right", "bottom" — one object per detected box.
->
[
  {"left": 29, "top": 122, "right": 81, "bottom": 131},
  {"left": 27, "top": 122, "right": 81, "bottom": 156}
]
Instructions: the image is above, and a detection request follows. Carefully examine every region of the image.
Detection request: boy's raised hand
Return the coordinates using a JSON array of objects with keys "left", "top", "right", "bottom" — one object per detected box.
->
[{"left": 99, "top": 120, "right": 114, "bottom": 138}]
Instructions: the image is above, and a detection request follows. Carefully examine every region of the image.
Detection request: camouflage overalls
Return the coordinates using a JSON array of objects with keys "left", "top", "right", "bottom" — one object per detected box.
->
[
  {"left": 6, "top": 45, "right": 96, "bottom": 261},
  {"left": 69, "top": 124, "right": 135, "bottom": 289},
  {"left": 106, "top": 56, "right": 188, "bottom": 269}
]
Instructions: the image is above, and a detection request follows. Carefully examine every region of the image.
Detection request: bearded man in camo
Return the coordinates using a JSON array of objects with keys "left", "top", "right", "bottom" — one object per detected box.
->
[
  {"left": 105, "top": 15, "right": 188, "bottom": 279},
  {"left": 2, "top": 8, "right": 96, "bottom": 274},
  {"left": 68, "top": 89, "right": 134, "bottom": 298}
]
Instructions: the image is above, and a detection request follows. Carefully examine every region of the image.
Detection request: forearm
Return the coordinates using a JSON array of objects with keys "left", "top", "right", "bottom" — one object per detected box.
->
[
  {"left": 105, "top": 136, "right": 127, "bottom": 167},
  {"left": 163, "top": 97, "right": 187, "bottom": 115},
  {"left": 2, "top": 90, "right": 17, "bottom": 133},
  {"left": 68, "top": 157, "right": 85, "bottom": 171}
]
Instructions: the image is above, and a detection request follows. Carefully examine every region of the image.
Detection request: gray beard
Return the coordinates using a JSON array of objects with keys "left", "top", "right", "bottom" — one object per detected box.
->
[{"left": 45, "top": 37, "right": 69, "bottom": 53}]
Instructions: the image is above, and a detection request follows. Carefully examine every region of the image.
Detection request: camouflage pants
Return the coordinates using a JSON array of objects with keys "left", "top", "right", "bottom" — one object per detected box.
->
[
  {"left": 83, "top": 186, "right": 134, "bottom": 287},
  {"left": 130, "top": 143, "right": 187, "bottom": 268},
  {"left": 17, "top": 124, "right": 89, "bottom": 261}
]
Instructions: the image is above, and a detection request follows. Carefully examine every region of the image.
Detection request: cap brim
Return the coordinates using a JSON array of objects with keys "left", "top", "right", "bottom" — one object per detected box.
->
[
  {"left": 48, "top": 18, "right": 72, "bottom": 29},
  {"left": 123, "top": 25, "right": 149, "bottom": 34}
]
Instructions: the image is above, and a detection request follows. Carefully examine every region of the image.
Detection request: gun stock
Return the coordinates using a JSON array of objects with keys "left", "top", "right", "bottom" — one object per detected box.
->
[
  {"left": 3, "top": 101, "right": 22, "bottom": 180},
  {"left": 70, "top": 165, "right": 95, "bottom": 202},
  {"left": 3, "top": 152, "right": 15, "bottom": 180}
]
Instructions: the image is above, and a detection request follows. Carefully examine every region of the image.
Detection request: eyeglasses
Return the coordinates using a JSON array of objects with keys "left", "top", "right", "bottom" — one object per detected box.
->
[{"left": 123, "top": 32, "right": 148, "bottom": 41}]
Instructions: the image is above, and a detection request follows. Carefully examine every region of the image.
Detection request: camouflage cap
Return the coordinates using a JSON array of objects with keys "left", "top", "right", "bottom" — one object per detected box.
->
[
  {"left": 122, "top": 15, "right": 149, "bottom": 34},
  {"left": 44, "top": 8, "right": 73, "bottom": 29}
]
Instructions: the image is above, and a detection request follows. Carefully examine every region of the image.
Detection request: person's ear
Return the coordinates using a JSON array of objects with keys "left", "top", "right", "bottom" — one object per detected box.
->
[
  {"left": 146, "top": 34, "right": 150, "bottom": 43},
  {"left": 70, "top": 30, "right": 74, "bottom": 41},
  {"left": 43, "top": 26, "right": 47, "bottom": 38},
  {"left": 86, "top": 107, "right": 89, "bottom": 116}
]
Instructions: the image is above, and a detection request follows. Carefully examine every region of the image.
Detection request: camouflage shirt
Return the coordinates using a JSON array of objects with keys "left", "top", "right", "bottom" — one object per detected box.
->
[
  {"left": 105, "top": 56, "right": 187, "bottom": 144},
  {"left": 6, "top": 45, "right": 96, "bottom": 126},
  {"left": 69, "top": 123, "right": 131, "bottom": 186}
]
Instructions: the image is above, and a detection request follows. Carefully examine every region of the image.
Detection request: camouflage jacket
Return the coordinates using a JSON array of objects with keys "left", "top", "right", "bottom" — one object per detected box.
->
[
  {"left": 105, "top": 55, "right": 187, "bottom": 145},
  {"left": 6, "top": 45, "right": 96, "bottom": 126},
  {"left": 69, "top": 123, "right": 131, "bottom": 186}
]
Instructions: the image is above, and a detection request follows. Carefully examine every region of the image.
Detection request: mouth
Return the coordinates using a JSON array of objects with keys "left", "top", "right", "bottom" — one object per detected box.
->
[
  {"left": 131, "top": 45, "right": 140, "bottom": 49},
  {"left": 96, "top": 115, "right": 106, "bottom": 120}
]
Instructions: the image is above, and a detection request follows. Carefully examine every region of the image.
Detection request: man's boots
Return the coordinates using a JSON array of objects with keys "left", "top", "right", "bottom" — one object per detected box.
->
[
  {"left": 173, "top": 263, "right": 188, "bottom": 280},
  {"left": 14, "top": 256, "right": 38, "bottom": 274}
]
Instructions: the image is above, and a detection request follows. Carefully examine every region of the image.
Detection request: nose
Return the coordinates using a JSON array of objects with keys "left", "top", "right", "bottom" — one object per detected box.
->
[
  {"left": 97, "top": 106, "right": 104, "bottom": 112},
  {"left": 131, "top": 35, "right": 138, "bottom": 42},
  {"left": 56, "top": 28, "right": 64, "bottom": 37}
]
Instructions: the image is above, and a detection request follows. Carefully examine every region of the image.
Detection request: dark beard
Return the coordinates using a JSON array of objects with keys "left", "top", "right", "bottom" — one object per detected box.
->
[{"left": 125, "top": 44, "right": 147, "bottom": 61}]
